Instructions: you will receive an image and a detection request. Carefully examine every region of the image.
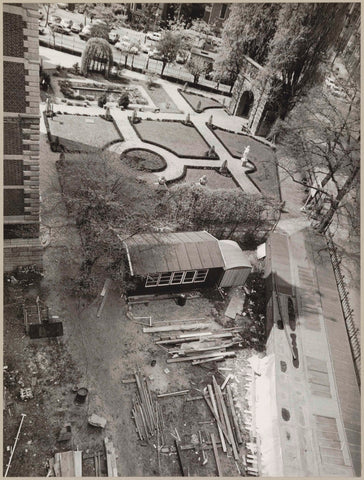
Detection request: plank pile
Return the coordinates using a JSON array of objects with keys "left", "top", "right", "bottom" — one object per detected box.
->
[
  {"left": 152, "top": 326, "right": 243, "bottom": 365},
  {"left": 131, "top": 372, "right": 158, "bottom": 441}
]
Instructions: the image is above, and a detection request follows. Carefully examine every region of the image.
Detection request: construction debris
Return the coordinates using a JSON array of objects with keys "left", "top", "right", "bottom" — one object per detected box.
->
[
  {"left": 51, "top": 451, "right": 82, "bottom": 477},
  {"left": 131, "top": 371, "right": 157, "bottom": 441},
  {"left": 20, "top": 388, "right": 33, "bottom": 401},
  {"left": 57, "top": 423, "right": 72, "bottom": 442},
  {"left": 104, "top": 438, "right": 118, "bottom": 477},
  {"left": 97, "top": 279, "right": 111, "bottom": 318},
  {"left": 88, "top": 414, "right": 107, "bottom": 428},
  {"left": 4, "top": 413, "right": 26, "bottom": 477},
  {"left": 157, "top": 390, "right": 189, "bottom": 398}
]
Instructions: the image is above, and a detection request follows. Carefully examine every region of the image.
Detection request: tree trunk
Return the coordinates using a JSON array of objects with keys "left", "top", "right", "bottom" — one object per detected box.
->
[
  {"left": 161, "top": 61, "right": 167, "bottom": 76},
  {"left": 317, "top": 165, "right": 359, "bottom": 233}
]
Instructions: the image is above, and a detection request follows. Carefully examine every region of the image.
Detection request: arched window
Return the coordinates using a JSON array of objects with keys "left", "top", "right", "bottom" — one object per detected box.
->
[{"left": 236, "top": 91, "right": 254, "bottom": 118}]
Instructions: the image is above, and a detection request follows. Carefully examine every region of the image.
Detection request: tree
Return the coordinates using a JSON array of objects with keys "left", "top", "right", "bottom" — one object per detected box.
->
[
  {"left": 276, "top": 77, "right": 360, "bottom": 234},
  {"left": 118, "top": 92, "right": 130, "bottom": 109},
  {"left": 264, "top": 3, "right": 349, "bottom": 120},
  {"left": 213, "top": 3, "right": 281, "bottom": 85},
  {"left": 156, "top": 30, "right": 184, "bottom": 76},
  {"left": 89, "top": 22, "right": 110, "bottom": 41},
  {"left": 81, "top": 38, "right": 113, "bottom": 77},
  {"left": 186, "top": 56, "right": 211, "bottom": 84}
]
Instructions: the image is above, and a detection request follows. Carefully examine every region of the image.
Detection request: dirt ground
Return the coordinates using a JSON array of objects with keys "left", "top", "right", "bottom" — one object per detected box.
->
[{"left": 3, "top": 133, "right": 262, "bottom": 476}]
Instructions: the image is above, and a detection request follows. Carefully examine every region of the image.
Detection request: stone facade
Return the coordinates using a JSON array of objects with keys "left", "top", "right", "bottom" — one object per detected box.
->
[
  {"left": 229, "top": 56, "right": 278, "bottom": 138},
  {"left": 3, "top": 3, "right": 42, "bottom": 272}
]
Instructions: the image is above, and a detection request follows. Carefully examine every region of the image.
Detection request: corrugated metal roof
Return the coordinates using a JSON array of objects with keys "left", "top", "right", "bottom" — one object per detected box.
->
[
  {"left": 123, "top": 231, "right": 224, "bottom": 276},
  {"left": 218, "top": 240, "right": 251, "bottom": 270}
]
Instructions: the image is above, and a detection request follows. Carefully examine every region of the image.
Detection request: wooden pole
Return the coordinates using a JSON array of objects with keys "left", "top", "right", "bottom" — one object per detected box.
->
[
  {"left": 175, "top": 440, "right": 186, "bottom": 476},
  {"left": 5, "top": 413, "right": 26, "bottom": 477},
  {"left": 211, "top": 433, "right": 222, "bottom": 476}
]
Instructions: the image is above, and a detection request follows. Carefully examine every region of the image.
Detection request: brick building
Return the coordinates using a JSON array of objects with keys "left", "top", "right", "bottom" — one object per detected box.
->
[
  {"left": 202, "top": 3, "right": 231, "bottom": 32},
  {"left": 228, "top": 55, "right": 277, "bottom": 138},
  {"left": 3, "top": 3, "right": 42, "bottom": 272}
]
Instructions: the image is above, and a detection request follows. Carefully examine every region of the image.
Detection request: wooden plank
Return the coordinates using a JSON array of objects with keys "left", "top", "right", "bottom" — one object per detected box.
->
[
  {"left": 104, "top": 438, "right": 118, "bottom": 477},
  {"left": 167, "top": 351, "right": 235, "bottom": 364},
  {"left": 157, "top": 390, "right": 189, "bottom": 398},
  {"left": 213, "top": 377, "right": 239, "bottom": 461},
  {"left": 211, "top": 433, "right": 223, "bottom": 476},
  {"left": 226, "top": 385, "right": 242, "bottom": 444},
  {"left": 100, "top": 279, "right": 111, "bottom": 297},
  {"left": 208, "top": 384, "right": 227, "bottom": 452},
  {"left": 192, "top": 356, "right": 225, "bottom": 365},
  {"left": 143, "top": 323, "right": 210, "bottom": 333},
  {"left": 221, "top": 374, "right": 233, "bottom": 390},
  {"left": 203, "top": 392, "right": 230, "bottom": 444},
  {"left": 175, "top": 440, "right": 187, "bottom": 476}
]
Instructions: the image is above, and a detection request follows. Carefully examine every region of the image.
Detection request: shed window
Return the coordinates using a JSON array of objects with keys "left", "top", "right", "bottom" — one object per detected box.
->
[{"left": 145, "top": 269, "right": 209, "bottom": 287}]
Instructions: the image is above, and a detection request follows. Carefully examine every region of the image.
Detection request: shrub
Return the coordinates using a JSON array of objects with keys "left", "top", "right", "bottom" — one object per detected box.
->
[
  {"left": 118, "top": 92, "right": 130, "bottom": 109},
  {"left": 72, "top": 62, "right": 80, "bottom": 74},
  {"left": 98, "top": 93, "right": 108, "bottom": 108}
]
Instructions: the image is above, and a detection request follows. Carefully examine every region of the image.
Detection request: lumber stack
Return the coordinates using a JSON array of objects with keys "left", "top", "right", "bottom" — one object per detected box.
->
[
  {"left": 131, "top": 372, "right": 157, "bottom": 441},
  {"left": 153, "top": 327, "right": 243, "bottom": 365}
]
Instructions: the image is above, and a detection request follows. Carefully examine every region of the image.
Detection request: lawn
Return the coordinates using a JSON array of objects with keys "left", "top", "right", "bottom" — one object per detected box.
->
[
  {"left": 133, "top": 119, "right": 215, "bottom": 158},
  {"left": 178, "top": 167, "right": 239, "bottom": 190},
  {"left": 121, "top": 148, "right": 166, "bottom": 171},
  {"left": 46, "top": 114, "right": 122, "bottom": 152},
  {"left": 138, "top": 81, "right": 181, "bottom": 113},
  {"left": 212, "top": 127, "right": 280, "bottom": 199},
  {"left": 179, "top": 90, "right": 223, "bottom": 112}
]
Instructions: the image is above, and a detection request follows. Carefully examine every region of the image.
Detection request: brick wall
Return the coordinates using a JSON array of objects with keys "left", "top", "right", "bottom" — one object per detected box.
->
[
  {"left": 3, "top": 3, "right": 43, "bottom": 271},
  {"left": 3, "top": 11, "right": 24, "bottom": 57},
  {"left": 4, "top": 62, "right": 26, "bottom": 112}
]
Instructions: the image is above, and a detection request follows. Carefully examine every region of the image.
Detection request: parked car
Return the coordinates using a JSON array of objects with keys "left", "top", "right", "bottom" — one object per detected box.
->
[
  {"left": 79, "top": 26, "right": 92, "bottom": 41},
  {"left": 176, "top": 51, "right": 188, "bottom": 64},
  {"left": 61, "top": 19, "right": 73, "bottom": 29},
  {"left": 108, "top": 31, "right": 120, "bottom": 45},
  {"left": 71, "top": 23, "right": 81, "bottom": 33},
  {"left": 39, "top": 25, "right": 46, "bottom": 35},
  {"left": 149, "top": 48, "right": 163, "bottom": 61},
  {"left": 146, "top": 31, "right": 161, "bottom": 42},
  {"left": 57, "top": 3, "right": 68, "bottom": 9},
  {"left": 52, "top": 24, "right": 71, "bottom": 35},
  {"left": 115, "top": 40, "right": 139, "bottom": 54},
  {"left": 48, "top": 15, "right": 62, "bottom": 26}
]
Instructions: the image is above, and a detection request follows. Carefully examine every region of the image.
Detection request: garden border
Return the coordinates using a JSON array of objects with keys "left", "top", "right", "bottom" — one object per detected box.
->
[
  {"left": 120, "top": 147, "right": 167, "bottom": 172},
  {"left": 178, "top": 89, "right": 225, "bottom": 113},
  {"left": 207, "top": 123, "right": 282, "bottom": 201},
  {"left": 129, "top": 117, "right": 220, "bottom": 160},
  {"left": 165, "top": 164, "right": 241, "bottom": 189}
]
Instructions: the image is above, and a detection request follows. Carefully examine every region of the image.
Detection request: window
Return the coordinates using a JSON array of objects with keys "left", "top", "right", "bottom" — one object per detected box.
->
[
  {"left": 183, "top": 271, "right": 195, "bottom": 284},
  {"left": 171, "top": 272, "right": 184, "bottom": 284},
  {"left": 220, "top": 4, "right": 228, "bottom": 19},
  {"left": 194, "top": 269, "right": 208, "bottom": 283},
  {"left": 145, "top": 269, "right": 209, "bottom": 287},
  {"left": 146, "top": 274, "right": 159, "bottom": 287}
]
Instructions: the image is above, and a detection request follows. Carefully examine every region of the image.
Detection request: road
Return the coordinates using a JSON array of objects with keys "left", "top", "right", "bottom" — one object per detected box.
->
[{"left": 39, "top": 6, "right": 231, "bottom": 93}]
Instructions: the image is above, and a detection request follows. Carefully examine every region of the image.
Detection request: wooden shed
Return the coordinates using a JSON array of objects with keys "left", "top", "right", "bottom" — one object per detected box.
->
[
  {"left": 123, "top": 231, "right": 251, "bottom": 295},
  {"left": 218, "top": 240, "right": 252, "bottom": 287}
]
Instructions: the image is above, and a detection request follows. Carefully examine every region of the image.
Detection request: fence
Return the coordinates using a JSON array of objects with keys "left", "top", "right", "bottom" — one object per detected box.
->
[{"left": 325, "top": 230, "right": 361, "bottom": 387}]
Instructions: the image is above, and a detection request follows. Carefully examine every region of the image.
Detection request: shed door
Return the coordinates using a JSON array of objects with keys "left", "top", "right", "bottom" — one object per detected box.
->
[{"left": 219, "top": 268, "right": 250, "bottom": 288}]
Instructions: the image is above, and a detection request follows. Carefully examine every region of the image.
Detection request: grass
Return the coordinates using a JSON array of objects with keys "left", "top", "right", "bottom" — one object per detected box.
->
[
  {"left": 212, "top": 127, "right": 280, "bottom": 199},
  {"left": 179, "top": 90, "right": 223, "bottom": 112},
  {"left": 138, "top": 81, "right": 181, "bottom": 113},
  {"left": 121, "top": 148, "right": 166, "bottom": 171},
  {"left": 133, "top": 120, "right": 213, "bottom": 158},
  {"left": 47, "top": 114, "right": 122, "bottom": 151},
  {"left": 178, "top": 168, "right": 238, "bottom": 190}
]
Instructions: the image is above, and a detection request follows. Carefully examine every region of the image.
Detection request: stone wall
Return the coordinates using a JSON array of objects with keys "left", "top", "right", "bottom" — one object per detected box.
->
[{"left": 3, "top": 3, "right": 42, "bottom": 272}]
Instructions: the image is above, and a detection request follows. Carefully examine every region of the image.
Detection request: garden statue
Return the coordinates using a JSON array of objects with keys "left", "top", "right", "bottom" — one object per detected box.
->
[
  {"left": 208, "top": 115, "right": 213, "bottom": 126},
  {"left": 219, "top": 160, "right": 228, "bottom": 174},
  {"left": 132, "top": 109, "right": 138, "bottom": 124},
  {"left": 208, "top": 145, "right": 216, "bottom": 157},
  {"left": 241, "top": 145, "right": 250, "bottom": 166},
  {"left": 199, "top": 175, "right": 208, "bottom": 186},
  {"left": 186, "top": 113, "right": 191, "bottom": 123},
  {"left": 183, "top": 82, "right": 188, "bottom": 92},
  {"left": 45, "top": 97, "right": 53, "bottom": 117},
  {"left": 105, "top": 106, "right": 111, "bottom": 120},
  {"left": 158, "top": 176, "right": 166, "bottom": 185},
  {"left": 197, "top": 100, "right": 202, "bottom": 111}
]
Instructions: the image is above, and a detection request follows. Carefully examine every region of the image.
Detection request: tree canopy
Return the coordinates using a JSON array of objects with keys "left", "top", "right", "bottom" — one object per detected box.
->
[{"left": 156, "top": 30, "right": 184, "bottom": 75}]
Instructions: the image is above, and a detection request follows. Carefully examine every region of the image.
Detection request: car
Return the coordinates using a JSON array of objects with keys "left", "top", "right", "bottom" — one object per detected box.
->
[
  {"left": 115, "top": 41, "right": 139, "bottom": 54},
  {"left": 49, "top": 15, "right": 62, "bottom": 26},
  {"left": 149, "top": 48, "right": 162, "bottom": 60},
  {"left": 57, "top": 3, "right": 68, "bottom": 9},
  {"left": 52, "top": 24, "right": 71, "bottom": 35},
  {"left": 79, "top": 26, "right": 92, "bottom": 41},
  {"left": 176, "top": 51, "right": 188, "bottom": 64},
  {"left": 39, "top": 25, "right": 46, "bottom": 35},
  {"left": 146, "top": 31, "right": 161, "bottom": 42},
  {"left": 108, "top": 31, "right": 120, "bottom": 45},
  {"left": 71, "top": 23, "right": 81, "bottom": 33},
  {"left": 61, "top": 19, "right": 73, "bottom": 29}
]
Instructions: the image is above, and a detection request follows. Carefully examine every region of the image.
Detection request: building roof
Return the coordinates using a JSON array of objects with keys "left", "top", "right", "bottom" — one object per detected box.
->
[
  {"left": 123, "top": 231, "right": 225, "bottom": 276},
  {"left": 218, "top": 240, "right": 251, "bottom": 270}
]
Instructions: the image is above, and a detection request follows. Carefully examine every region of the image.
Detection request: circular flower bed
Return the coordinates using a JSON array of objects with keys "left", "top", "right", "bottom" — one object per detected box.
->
[{"left": 121, "top": 148, "right": 166, "bottom": 172}]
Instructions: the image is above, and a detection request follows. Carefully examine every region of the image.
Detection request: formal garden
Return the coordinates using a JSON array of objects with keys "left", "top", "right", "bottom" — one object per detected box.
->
[
  {"left": 120, "top": 148, "right": 166, "bottom": 172},
  {"left": 175, "top": 167, "right": 239, "bottom": 190},
  {"left": 131, "top": 119, "right": 219, "bottom": 159}
]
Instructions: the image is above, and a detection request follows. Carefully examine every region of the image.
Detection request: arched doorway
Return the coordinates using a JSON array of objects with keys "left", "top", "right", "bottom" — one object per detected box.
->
[{"left": 236, "top": 91, "right": 254, "bottom": 118}]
